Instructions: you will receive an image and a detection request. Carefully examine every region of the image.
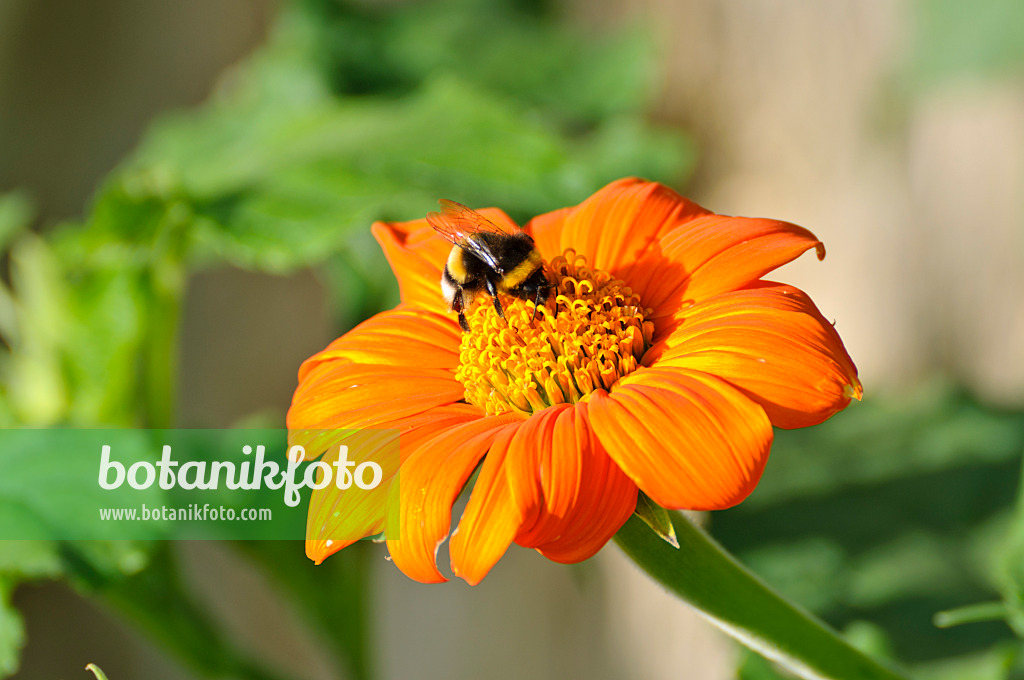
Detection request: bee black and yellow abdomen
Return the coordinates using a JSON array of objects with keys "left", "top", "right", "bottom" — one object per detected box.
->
[
  {"left": 441, "top": 245, "right": 489, "bottom": 315},
  {"left": 445, "top": 246, "right": 470, "bottom": 284}
]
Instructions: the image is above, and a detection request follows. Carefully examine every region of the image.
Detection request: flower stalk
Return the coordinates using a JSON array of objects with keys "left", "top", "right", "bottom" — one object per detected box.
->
[{"left": 614, "top": 512, "right": 911, "bottom": 680}]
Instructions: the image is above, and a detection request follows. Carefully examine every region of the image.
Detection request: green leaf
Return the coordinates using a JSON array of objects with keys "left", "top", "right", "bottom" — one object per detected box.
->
[
  {"left": 131, "top": 73, "right": 689, "bottom": 274},
  {"left": 737, "top": 647, "right": 790, "bottom": 680},
  {"left": 633, "top": 491, "right": 679, "bottom": 548},
  {"left": 98, "top": 0, "right": 692, "bottom": 276},
  {"left": 297, "top": 0, "right": 659, "bottom": 120}
]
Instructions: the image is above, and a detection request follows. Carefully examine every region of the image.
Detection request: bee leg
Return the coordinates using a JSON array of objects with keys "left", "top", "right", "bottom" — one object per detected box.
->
[
  {"left": 451, "top": 288, "right": 470, "bottom": 332},
  {"left": 485, "top": 278, "right": 505, "bottom": 319},
  {"left": 532, "top": 287, "right": 544, "bottom": 322}
]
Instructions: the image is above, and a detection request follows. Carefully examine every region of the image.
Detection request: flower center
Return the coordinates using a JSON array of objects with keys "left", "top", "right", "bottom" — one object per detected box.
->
[{"left": 455, "top": 249, "right": 655, "bottom": 416}]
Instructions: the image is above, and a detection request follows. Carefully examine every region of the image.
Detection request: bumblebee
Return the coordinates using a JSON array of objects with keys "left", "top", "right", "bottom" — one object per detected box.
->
[{"left": 427, "top": 199, "right": 551, "bottom": 332}]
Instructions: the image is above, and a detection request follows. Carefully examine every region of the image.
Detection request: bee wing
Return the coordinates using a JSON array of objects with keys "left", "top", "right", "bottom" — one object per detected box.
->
[{"left": 426, "top": 199, "right": 519, "bottom": 273}]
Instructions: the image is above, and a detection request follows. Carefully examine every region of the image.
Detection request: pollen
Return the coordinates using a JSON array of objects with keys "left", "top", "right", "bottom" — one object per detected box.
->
[{"left": 455, "top": 249, "right": 655, "bottom": 416}]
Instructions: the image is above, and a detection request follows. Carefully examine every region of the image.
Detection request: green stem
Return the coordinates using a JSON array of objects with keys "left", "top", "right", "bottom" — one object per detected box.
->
[
  {"left": 140, "top": 255, "right": 184, "bottom": 429},
  {"left": 933, "top": 602, "right": 1007, "bottom": 628},
  {"left": 85, "top": 663, "right": 110, "bottom": 680},
  {"left": 613, "top": 512, "right": 912, "bottom": 680}
]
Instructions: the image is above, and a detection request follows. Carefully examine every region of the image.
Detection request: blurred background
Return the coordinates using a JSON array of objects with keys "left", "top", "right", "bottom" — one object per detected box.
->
[{"left": 1, "top": 0, "right": 1023, "bottom": 678}]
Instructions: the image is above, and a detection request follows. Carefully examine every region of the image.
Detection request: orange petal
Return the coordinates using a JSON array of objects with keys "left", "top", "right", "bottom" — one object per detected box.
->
[
  {"left": 386, "top": 403, "right": 487, "bottom": 461},
  {"left": 288, "top": 362, "right": 465, "bottom": 438},
  {"left": 372, "top": 219, "right": 450, "bottom": 312},
  {"left": 526, "top": 177, "right": 707, "bottom": 277},
  {"left": 506, "top": 404, "right": 638, "bottom": 563},
  {"left": 587, "top": 367, "right": 773, "bottom": 510},
  {"left": 304, "top": 428, "right": 401, "bottom": 563},
  {"left": 372, "top": 208, "right": 521, "bottom": 313},
  {"left": 288, "top": 308, "right": 468, "bottom": 459},
  {"left": 386, "top": 415, "right": 521, "bottom": 583},
  {"left": 290, "top": 399, "right": 482, "bottom": 463},
  {"left": 448, "top": 424, "right": 529, "bottom": 585},
  {"left": 525, "top": 206, "right": 573, "bottom": 261},
  {"left": 638, "top": 213, "right": 823, "bottom": 317},
  {"left": 298, "top": 308, "right": 461, "bottom": 383},
  {"left": 304, "top": 404, "right": 485, "bottom": 565},
  {"left": 646, "top": 282, "right": 861, "bottom": 428}
]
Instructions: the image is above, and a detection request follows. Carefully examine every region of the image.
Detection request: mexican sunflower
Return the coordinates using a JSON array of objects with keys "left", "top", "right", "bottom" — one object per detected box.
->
[{"left": 287, "top": 178, "right": 861, "bottom": 585}]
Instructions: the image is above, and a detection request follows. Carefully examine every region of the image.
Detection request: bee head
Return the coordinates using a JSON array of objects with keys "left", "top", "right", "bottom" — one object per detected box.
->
[{"left": 517, "top": 266, "right": 552, "bottom": 322}]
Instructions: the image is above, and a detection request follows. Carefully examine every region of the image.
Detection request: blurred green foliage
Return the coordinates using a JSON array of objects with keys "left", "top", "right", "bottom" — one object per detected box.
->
[
  {"left": 125, "top": 0, "right": 689, "bottom": 275},
  {"left": 728, "top": 0, "right": 1024, "bottom": 672},
  {"left": 996, "top": 460, "right": 1024, "bottom": 644},
  {"left": 0, "top": 0, "right": 691, "bottom": 677},
  {"left": 4, "top": 0, "right": 1020, "bottom": 677},
  {"left": 715, "top": 383, "right": 1024, "bottom": 679},
  {"left": 912, "top": 0, "right": 1024, "bottom": 88}
]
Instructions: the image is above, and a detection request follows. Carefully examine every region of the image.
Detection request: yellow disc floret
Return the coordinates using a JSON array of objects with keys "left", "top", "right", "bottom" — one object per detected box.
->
[{"left": 455, "top": 249, "right": 655, "bottom": 416}]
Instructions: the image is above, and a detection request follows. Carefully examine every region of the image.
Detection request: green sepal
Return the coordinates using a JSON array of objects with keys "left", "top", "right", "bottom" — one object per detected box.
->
[{"left": 633, "top": 492, "right": 679, "bottom": 549}]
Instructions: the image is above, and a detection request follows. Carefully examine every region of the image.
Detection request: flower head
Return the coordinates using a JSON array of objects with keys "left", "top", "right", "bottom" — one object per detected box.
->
[{"left": 287, "top": 178, "right": 861, "bottom": 584}]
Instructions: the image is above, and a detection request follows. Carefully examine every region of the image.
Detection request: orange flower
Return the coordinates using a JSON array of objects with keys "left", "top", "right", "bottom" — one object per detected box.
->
[{"left": 287, "top": 178, "right": 861, "bottom": 585}]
